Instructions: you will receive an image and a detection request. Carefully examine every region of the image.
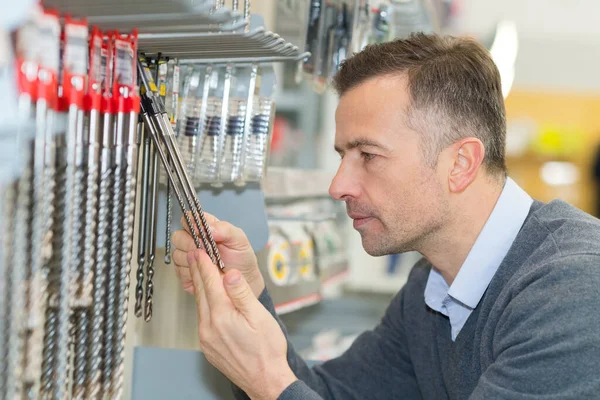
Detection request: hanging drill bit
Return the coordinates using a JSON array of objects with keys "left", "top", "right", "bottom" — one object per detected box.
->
[
  {"left": 87, "top": 98, "right": 113, "bottom": 399},
  {"left": 135, "top": 118, "right": 150, "bottom": 318},
  {"left": 144, "top": 137, "right": 159, "bottom": 322},
  {"left": 112, "top": 91, "right": 139, "bottom": 399},
  {"left": 144, "top": 57, "right": 162, "bottom": 322},
  {"left": 87, "top": 30, "right": 115, "bottom": 399},
  {"left": 137, "top": 58, "right": 223, "bottom": 268}
]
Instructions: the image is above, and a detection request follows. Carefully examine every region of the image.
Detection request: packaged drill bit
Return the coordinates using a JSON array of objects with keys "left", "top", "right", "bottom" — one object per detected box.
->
[{"left": 176, "top": 64, "right": 211, "bottom": 177}]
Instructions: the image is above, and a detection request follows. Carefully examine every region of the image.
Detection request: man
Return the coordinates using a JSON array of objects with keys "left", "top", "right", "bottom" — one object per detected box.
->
[{"left": 171, "top": 33, "right": 600, "bottom": 399}]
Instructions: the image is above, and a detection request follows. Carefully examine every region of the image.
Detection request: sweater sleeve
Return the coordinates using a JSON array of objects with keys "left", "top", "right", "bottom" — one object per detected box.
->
[
  {"left": 232, "top": 285, "right": 421, "bottom": 400},
  {"left": 470, "top": 255, "right": 600, "bottom": 399}
]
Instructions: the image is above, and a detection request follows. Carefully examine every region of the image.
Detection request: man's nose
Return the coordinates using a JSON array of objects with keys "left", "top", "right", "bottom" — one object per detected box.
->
[{"left": 329, "top": 161, "right": 360, "bottom": 201}]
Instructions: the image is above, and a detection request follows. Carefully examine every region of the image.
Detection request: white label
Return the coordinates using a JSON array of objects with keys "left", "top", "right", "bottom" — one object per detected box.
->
[
  {"left": 209, "top": 69, "right": 219, "bottom": 89},
  {"left": 115, "top": 40, "right": 133, "bottom": 86},
  {"left": 173, "top": 65, "right": 180, "bottom": 93}
]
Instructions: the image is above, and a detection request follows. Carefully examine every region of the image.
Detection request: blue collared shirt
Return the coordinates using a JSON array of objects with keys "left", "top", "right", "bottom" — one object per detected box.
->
[{"left": 424, "top": 177, "right": 533, "bottom": 340}]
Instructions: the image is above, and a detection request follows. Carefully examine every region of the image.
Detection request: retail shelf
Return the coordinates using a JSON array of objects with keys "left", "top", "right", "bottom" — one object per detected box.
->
[
  {"left": 45, "top": 0, "right": 248, "bottom": 32},
  {"left": 142, "top": 25, "right": 309, "bottom": 62},
  {"left": 264, "top": 167, "right": 335, "bottom": 200}
]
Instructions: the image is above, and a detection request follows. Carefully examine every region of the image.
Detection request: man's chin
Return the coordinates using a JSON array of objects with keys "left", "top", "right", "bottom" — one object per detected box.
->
[{"left": 360, "top": 235, "right": 392, "bottom": 257}]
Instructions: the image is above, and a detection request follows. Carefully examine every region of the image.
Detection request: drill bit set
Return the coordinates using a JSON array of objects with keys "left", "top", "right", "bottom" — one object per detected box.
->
[
  {"left": 0, "top": 7, "right": 142, "bottom": 399},
  {"left": 174, "top": 63, "right": 276, "bottom": 187}
]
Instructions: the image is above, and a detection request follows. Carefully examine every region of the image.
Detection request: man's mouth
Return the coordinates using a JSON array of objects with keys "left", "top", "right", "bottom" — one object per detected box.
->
[{"left": 348, "top": 213, "right": 373, "bottom": 229}]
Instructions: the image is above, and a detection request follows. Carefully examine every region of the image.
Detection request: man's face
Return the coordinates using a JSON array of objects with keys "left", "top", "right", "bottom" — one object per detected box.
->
[{"left": 329, "top": 75, "right": 449, "bottom": 256}]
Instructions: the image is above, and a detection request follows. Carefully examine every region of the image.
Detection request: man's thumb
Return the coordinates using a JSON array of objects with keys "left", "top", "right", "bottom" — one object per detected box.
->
[{"left": 224, "top": 270, "right": 258, "bottom": 317}]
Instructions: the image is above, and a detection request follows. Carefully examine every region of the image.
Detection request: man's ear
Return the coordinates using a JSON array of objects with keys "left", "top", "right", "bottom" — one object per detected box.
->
[{"left": 448, "top": 138, "right": 485, "bottom": 193}]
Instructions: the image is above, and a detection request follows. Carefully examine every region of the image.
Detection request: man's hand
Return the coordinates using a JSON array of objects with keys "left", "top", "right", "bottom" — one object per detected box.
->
[
  {"left": 171, "top": 213, "right": 265, "bottom": 298},
  {"left": 187, "top": 249, "right": 297, "bottom": 400}
]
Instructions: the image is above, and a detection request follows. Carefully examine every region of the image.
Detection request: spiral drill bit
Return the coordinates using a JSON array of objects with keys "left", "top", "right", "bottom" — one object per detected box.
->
[
  {"left": 71, "top": 155, "right": 88, "bottom": 400},
  {"left": 159, "top": 115, "right": 223, "bottom": 268},
  {"left": 54, "top": 111, "right": 78, "bottom": 400},
  {"left": 6, "top": 141, "right": 34, "bottom": 400},
  {"left": 103, "top": 154, "right": 123, "bottom": 399},
  {"left": 144, "top": 121, "right": 159, "bottom": 322},
  {"left": 41, "top": 135, "right": 68, "bottom": 399},
  {"left": 135, "top": 121, "right": 151, "bottom": 318},
  {"left": 72, "top": 106, "right": 100, "bottom": 400},
  {"left": 112, "top": 106, "right": 139, "bottom": 399},
  {"left": 0, "top": 181, "right": 14, "bottom": 398},
  {"left": 165, "top": 168, "right": 173, "bottom": 264},
  {"left": 87, "top": 135, "right": 112, "bottom": 399},
  {"left": 23, "top": 101, "right": 51, "bottom": 399},
  {"left": 0, "top": 175, "right": 15, "bottom": 398},
  {"left": 138, "top": 58, "right": 219, "bottom": 263},
  {"left": 141, "top": 112, "right": 203, "bottom": 251}
]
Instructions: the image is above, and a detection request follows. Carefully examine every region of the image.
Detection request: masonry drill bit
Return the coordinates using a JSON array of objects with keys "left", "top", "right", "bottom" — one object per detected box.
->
[
  {"left": 102, "top": 118, "right": 122, "bottom": 399},
  {"left": 165, "top": 157, "right": 173, "bottom": 264},
  {"left": 72, "top": 30, "right": 102, "bottom": 397},
  {"left": 1, "top": 175, "right": 17, "bottom": 398},
  {"left": 104, "top": 31, "right": 138, "bottom": 399},
  {"left": 144, "top": 137, "right": 159, "bottom": 322},
  {"left": 5, "top": 142, "right": 33, "bottom": 400},
  {"left": 140, "top": 105, "right": 203, "bottom": 251},
  {"left": 87, "top": 31, "right": 115, "bottom": 399},
  {"left": 41, "top": 111, "right": 68, "bottom": 399},
  {"left": 135, "top": 118, "right": 150, "bottom": 318},
  {"left": 70, "top": 93, "right": 88, "bottom": 400},
  {"left": 137, "top": 58, "right": 222, "bottom": 268},
  {"left": 87, "top": 97, "right": 113, "bottom": 399},
  {"left": 26, "top": 11, "right": 61, "bottom": 399},
  {"left": 143, "top": 58, "right": 161, "bottom": 323},
  {"left": 112, "top": 91, "right": 139, "bottom": 399}
]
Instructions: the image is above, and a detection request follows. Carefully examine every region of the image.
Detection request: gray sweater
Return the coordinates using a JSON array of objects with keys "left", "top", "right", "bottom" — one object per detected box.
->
[{"left": 233, "top": 200, "right": 600, "bottom": 399}]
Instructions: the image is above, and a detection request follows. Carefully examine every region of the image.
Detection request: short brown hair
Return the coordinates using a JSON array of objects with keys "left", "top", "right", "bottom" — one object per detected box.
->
[{"left": 333, "top": 33, "right": 507, "bottom": 176}]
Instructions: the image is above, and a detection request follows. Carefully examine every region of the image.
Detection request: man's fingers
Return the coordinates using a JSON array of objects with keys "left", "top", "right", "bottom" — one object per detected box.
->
[
  {"left": 171, "top": 230, "right": 196, "bottom": 253},
  {"left": 223, "top": 270, "right": 262, "bottom": 320},
  {"left": 188, "top": 249, "right": 225, "bottom": 311},
  {"left": 209, "top": 221, "right": 251, "bottom": 251},
  {"left": 172, "top": 249, "right": 190, "bottom": 267},
  {"left": 186, "top": 250, "right": 210, "bottom": 320}
]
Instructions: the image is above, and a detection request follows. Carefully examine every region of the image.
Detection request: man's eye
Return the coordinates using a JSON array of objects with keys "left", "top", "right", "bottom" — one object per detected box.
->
[{"left": 361, "top": 152, "right": 376, "bottom": 161}]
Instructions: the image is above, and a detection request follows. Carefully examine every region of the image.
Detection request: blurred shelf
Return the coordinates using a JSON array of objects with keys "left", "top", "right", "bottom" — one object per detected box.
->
[
  {"left": 274, "top": 292, "right": 322, "bottom": 315},
  {"left": 46, "top": 0, "right": 247, "bottom": 32},
  {"left": 144, "top": 29, "right": 309, "bottom": 62},
  {"left": 264, "top": 167, "right": 335, "bottom": 200}
]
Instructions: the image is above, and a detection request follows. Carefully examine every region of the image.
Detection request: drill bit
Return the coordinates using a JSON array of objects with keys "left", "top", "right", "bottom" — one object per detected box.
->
[
  {"left": 87, "top": 108, "right": 113, "bottom": 398},
  {"left": 112, "top": 105, "right": 139, "bottom": 399},
  {"left": 135, "top": 121, "right": 151, "bottom": 318},
  {"left": 141, "top": 112, "right": 203, "bottom": 251},
  {"left": 6, "top": 131, "right": 34, "bottom": 400},
  {"left": 53, "top": 104, "right": 80, "bottom": 400},
  {"left": 23, "top": 96, "right": 51, "bottom": 399},
  {"left": 144, "top": 140, "right": 159, "bottom": 322},
  {"left": 102, "top": 123, "right": 122, "bottom": 399},
  {"left": 70, "top": 107, "right": 87, "bottom": 400},
  {"left": 41, "top": 120, "right": 68, "bottom": 399},
  {"left": 165, "top": 161, "right": 173, "bottom": 265},
  {"left": 137, "top": 58, "right": 221, "bottom": 265}
]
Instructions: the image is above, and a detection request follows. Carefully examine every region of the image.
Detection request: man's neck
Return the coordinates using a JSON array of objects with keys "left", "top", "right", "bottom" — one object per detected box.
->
[{"left": 420, "top": 177, "right": 505, "bottom": 286}]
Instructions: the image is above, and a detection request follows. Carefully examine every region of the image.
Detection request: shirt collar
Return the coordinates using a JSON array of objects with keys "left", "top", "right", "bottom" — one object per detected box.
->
[{"left": 425, "top": 177, "right": 533, "bottom": 311}]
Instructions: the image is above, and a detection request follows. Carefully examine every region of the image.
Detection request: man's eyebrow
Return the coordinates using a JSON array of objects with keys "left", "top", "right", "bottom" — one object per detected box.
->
[{"left": 334, "top": 138, "right": 389, "bottom": 153}]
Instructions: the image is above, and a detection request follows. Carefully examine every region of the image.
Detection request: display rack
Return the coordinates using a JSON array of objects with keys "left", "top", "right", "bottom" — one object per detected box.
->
[{"left": 142, "top": 16, "right": 310, "bottom": 63}]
